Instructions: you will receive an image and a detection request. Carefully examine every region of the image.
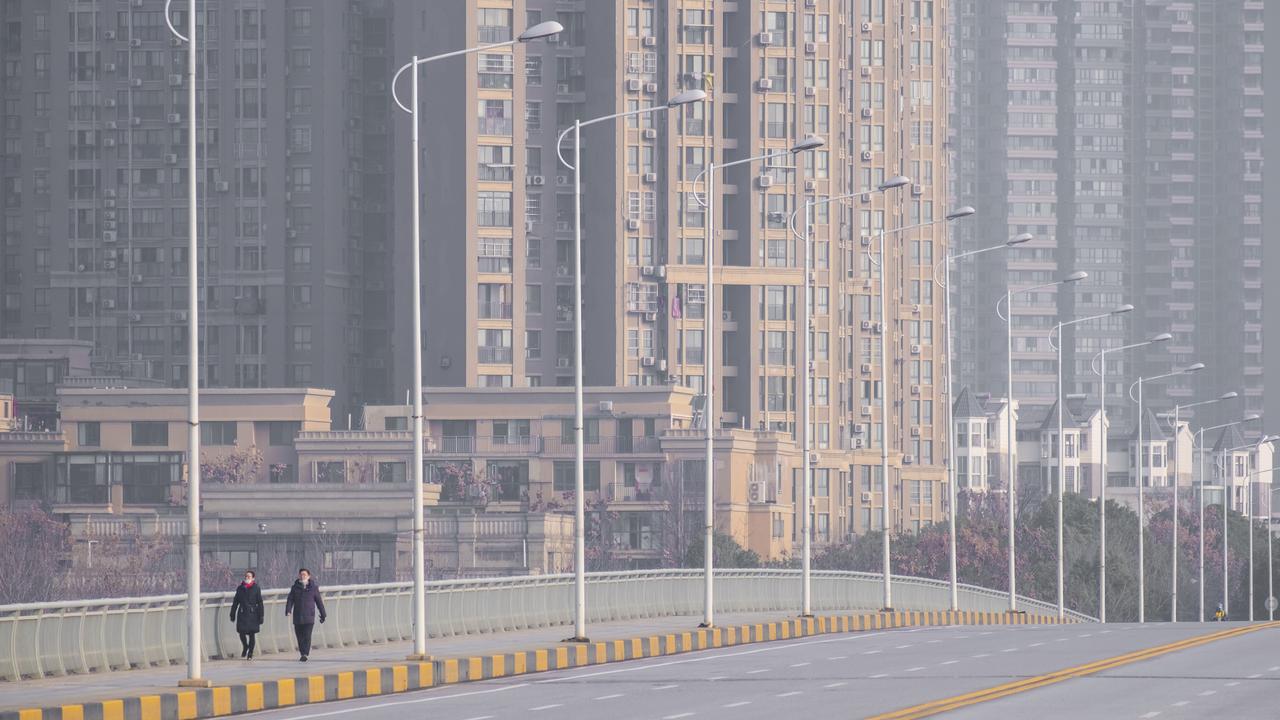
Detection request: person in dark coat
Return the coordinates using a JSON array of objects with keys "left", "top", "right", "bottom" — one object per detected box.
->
[
  {"left": 284, "top": 568, "right": 326, "bottom": 661},
  {"left": 229, "top": 570, "right": 264, "bottom": 659}
]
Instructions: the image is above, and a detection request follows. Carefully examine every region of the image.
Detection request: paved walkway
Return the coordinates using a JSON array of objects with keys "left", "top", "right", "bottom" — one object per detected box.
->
[{"left": 0, "top": 612, "right": 798, "bottom": 712}]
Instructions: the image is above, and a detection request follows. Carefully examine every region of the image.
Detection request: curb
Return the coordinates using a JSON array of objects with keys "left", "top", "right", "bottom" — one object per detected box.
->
[{"left": 3, "top": 610, "right": 1072, "bottom": 720}]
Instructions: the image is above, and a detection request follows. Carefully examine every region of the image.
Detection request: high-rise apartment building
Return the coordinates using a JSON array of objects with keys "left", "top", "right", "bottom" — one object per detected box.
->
[
  {"left": 399, "top": 0, "right": 954, "bottom": 539},
  {"left": 951, "top": 0, "right": 1264, "bottom": 430},
  {"left": 0, "top": 0, "right": 398, "bottom": 419}
]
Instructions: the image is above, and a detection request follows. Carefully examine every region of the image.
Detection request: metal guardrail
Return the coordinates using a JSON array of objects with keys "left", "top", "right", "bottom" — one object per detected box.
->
[{"left": 0, "top": 569, "right": 1094, "bottom": 681}]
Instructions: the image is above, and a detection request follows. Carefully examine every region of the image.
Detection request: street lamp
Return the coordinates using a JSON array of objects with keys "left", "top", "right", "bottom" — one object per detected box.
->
[
  {"left": 163, "top": 0, "right": 206, "bottom": 689},
  {"left": 1047, "top": 304, "right": 1133, "bottom": 619},
  {"left": 871, "top": 204, "right": 978, "bottom": 611},
  {"left": 1223, "top": 434, "right": 1276, "bottom": 621},
  {"left": 1090, "top": 332, "right": 1172, "bottom": 622},
  {"left": 935, "top": 232, "right": 1030, "bottom": 610},
  {"left": 1129, "top": 362, "right": 1205, "bottom": 623},
  {"left": 689, "top": 135, "right": 825, "bottom": 626},
  {"left": 1164, "top": 391, "right": 1239, "bottom": 623},
  {"left": 786, "top": 176, "right": 919, "bottom": 616},
  {"left": 391, "top": 19, "right": 563, "bottom": 659},
  {"left": 995, "top": 271, "right": 1088, "bottom": 612},
  {"left": 1197, "top": 414, "right": 1261, "bottom": 621},
  {"left": 556, "top": 88, "right": 707, "bottom": 639}
]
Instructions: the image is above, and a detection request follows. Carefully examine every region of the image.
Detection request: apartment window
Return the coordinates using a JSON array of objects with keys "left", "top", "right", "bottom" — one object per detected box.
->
[
  {"left": 291, "top": 325, "right": 312, "bottom": 354},
  {"left": 477, "top": 329, "right": 513, "bottom": 364},
  {"left": 478, "top": 53, "right": 514, "bottom": 89},
  {"left": 77, "top": 422, "right": 101, "bottom": 447},
  {"left": 476, "top": 8, "right": 512, "bottom": 43},
  {"left": 267, "top": 421, "right": 301, "bottom": 446},
  {"left": 477, "top": 99, "right": 513, "bottom": 136},
  {"left": 477, "top": 283, "right": 512, "bottom": 319},
  {"left": 526, "top": 284, "right": 542, "bottom": 314},
  {"left": 525, "top": 330, "right": 542, "bottom": 359},
  {"left": 378, "top": 462, "right": 407, "bottom": 484},
  {"left": 554, "top": 460, "right": 601, "bottom": 492},
  {"left": 478, "top": 145, "right": 514, "bottom": 181},
  {"left": 131, "top": 422, "right": 169, "bottom": 447},
  {"left": 477, "top": 191, "right": 512, "bottom": 227},
  {"left": 560, "top": 418, "right": 600, "bottom": 445},
  {"left": 765, "top": 103, "right": 788, "bottom": 138},
  {"left": 201, "top": 421, "right": 237, "bottom": 446},
  {"left": 315, "top": 461, "right": 346, "bottom": 484}
]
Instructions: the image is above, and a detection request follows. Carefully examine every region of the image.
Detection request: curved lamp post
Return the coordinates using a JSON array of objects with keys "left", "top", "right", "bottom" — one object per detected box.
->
[{"left": 390, "top": 19, "right": 563, "bottom": 658}]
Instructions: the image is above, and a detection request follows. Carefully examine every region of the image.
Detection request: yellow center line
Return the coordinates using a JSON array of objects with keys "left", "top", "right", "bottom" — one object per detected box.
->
[{"left": 866, "top": 622, "right": 1280, "bottom": 720}]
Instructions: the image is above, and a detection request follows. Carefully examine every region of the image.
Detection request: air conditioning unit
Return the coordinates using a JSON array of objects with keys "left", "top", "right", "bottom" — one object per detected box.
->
[
  {"left": 105, "top": 121, "right": 118, "bottom": 130},
  {"left": 643, "top": 128, "right": 658, "bottom": 140},
  {"left": 861, "top": 364, "right": 873, "bottom": 374},
  {"left": 130, "top": 117, "right": 141, "bottom": 126},
  {"left": 626, "top": 219, "right": 640, "bottom": 231},
  {"left": 103, "top": 98, "right": 117, "bottom": 108},
  {"left": 102, "top": 299, "right": 116, "bottom": 309},
  {"left": 103, "top": 260, "right": 116, "bottom": 270},
  {"left": 164, "top": 153, "right": 178, "bottom": 164},
  {"left": 104, "top": 199, "right": 116, "bottom": 208},
  {"left": 644, "top": 312, "right": 657, "bottom": 322},
  {"left": 167, "top": 113, "right": 182, "bottom": 124},
  {"left": 131, "top": 78, "right": 143, "bottom": 87},
  {"left": 286, "top": 229, "right": 298, "bottom": 239},
  {"left": 758, "top": 32, "right": 773, "bottom": 45},
  {"left": 641, "top": 357, "right": 657, "bottom": 367},
  {"left": 104, "top": 30, "right": 117, "bottom": 41},
  {"left": 860, "top": 236, "right": 872, "bottom": 246},
  {"left": 129, "top": 38, "right": 142, "bottom": 48},
  {"left": 911, "top": 427, "right": 921, "bottom": 436},
  {"left": 638, "top": 172, "right": 655, "bottom": 184},
  {"left": 174, "top": 311, "right": 188, "bottom": 321},
  {"left": 527, "top": 175, "right": 545, "bottom": 186},
  {"left": 912, "top": 304, "right": 921, "bottom": 314},
  {"left": 644, "top": 83, "right": 658, "bottom": 94},
  {"left": 805, "top": 86, "right": 817, "bottom": 97},
  {"left": 861, "top": 22, "right": 873, "bottom": 32},
  {"left": 903, "top": 455, "right": 916, "bottom": 465},
  {"left": 911, "top": 385, "right": 921, "bottom": 395},
  {"left": 861, "top": 67, "right": 872, "bottom": 77},
  {"left": 556, "top": 357, "right": 572, "bottom": 368},
  {"left": 853, "top": 439, "right": 865, "bottom": 450},
  {"left": 873, "top": 323, "right": 883, "bottom": 333},
  {"left": 641, "top": 265, "right": 656, "bottom": 276},
  {"left": 129, "top": 313, "right": 142, "bottom": 322},
  {"left": 216, "top": 181, "right": 230, "bottom": 192},
  {"left": 757, "top": 175, "right": 774, "bottom": 188},
  {"left": 102, "top": 231, "right": 117, "bottom": 243},
  {"left": 104, "top": 63, "right": 117, "bottom": 73},
  {"left": 169, "top": 74, "right": 183, "bottom": 86},
  {"left": 103, "top": 220, "right": 117, "bottom": 231},
  {"left": 131, "top": 274, "right": 143, "bottom": 283},
  {"left": 642, "top": 36, "right": 657, "bottom": 47},
  {"left": 722, "top": 310, "right": 733, "bottom": 322},
  {"left": 556, "top": 175, "right": 572, "bottom": 186},
  {"left": 861, "top": 108, "right": 873, "bottom": 118},
  {"left": 861, "top": 491, "right": 873, "bottom": 503},
  {"left": 910, "top": 344, "right": 921, "bottom": 354},
  {"left": 911, "top": 184, "right": 924, "bottom": 196},
  {"left": 805, "top": 180, "right": 817, "bottom": 191},
  {"left": 861, "top": 151, "right": 872, "bottom": 161},
  {"left": 103, "top": 138, "right": 116, "bottom": 148},
  {"left": 556, "top": 265, "right": 571, "bottom": 277},
  {"left": 860, "top": 321, "right": 872, "bottom": 330},
  {"left": 757, "top": 78, "right": 773, "bottom": 91},
  {"left": 805, "top": 42, "right": 817, "bottom": 54},
  {"left": 862, "top": 407, "right": 873, "bottom": 417},
  {"left": 171, "top": 37, "right": 183, "bottom": 47},
  {"left": 749, "top": 481, "right": 765, "bottom": 504}
]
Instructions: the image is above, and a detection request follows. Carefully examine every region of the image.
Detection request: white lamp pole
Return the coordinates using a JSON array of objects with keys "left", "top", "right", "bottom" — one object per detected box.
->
[
  {"left": 787, "top": 177, "right": 917, "bottom": 615},
  {"left": 1129, "top": 362, "right": 1204, "bottom": 623},
  {"left": 1228, "top": 436, "right": 1277, "bottom": 622},
  {"left": 996, "top": 271, "right": 1088, "bottom": 612},
  {"left": 391, "top": 20, "right": 563, "bottom": 657},
  {"left": 1165, "top": 392, "right": 1239, "bottom": 623},
  {"left": 1091, "top": 333, "right": 1172, "bottom": 622},
  {"left": 1048, "top": 305, "right": 1133, "bottom": 620},
  {"left": 163, "top": 0, "right": 206, "bottom": 687},
  {"left": 1192, "top": 416, "right": 1255, "bottom": 621},
  {"left": 556, "top": 89, "right": 707, "bottom": 638},
  {"left": 690, "top": 136, "right": 824, "bottom": 625},
  {"left": 934, "top": 233, "right": 1030, "bottom": 610}
]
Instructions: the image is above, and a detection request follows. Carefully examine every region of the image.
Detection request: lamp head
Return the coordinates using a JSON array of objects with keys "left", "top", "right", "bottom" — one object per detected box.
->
[
  {"left": 879, "top": 175, "right": 911, "bottom": 190},
  {"left": 1244, "top": 414, "right": 1262, "bottom": 423},
  {"left": 1149, "top": 332, "right": 1173, "bottom": 343},
  {"left": 1064, "top": 271, "right": 1088, "bottom": 283},
  {"left": 945, "top": 206, "right": 977, "bottom": 221},
  {"left": 517, "top": 21, "right": 564, "bottom": 41},
  {"left": 1007, "top": 233, "right": 1034, "bottom": 246},
  {"left": 1220, "top": 391, "right": 1240, "bottom": 400},
  {"left": 1183, "top": 362, "right": 1206, "bottom": 373},
  {"left": 790, "top": 135, "right": 826, "bottom": 152},
  {"left": 1111, "top": 304, "right": 1135, "bottom": 315},
  {"left": 666, "top": 89, "right": 707, "bottom": 107}
]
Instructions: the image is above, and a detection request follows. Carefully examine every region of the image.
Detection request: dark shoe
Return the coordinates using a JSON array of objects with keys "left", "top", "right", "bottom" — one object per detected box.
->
[
  {"left": 247, "top": 652, "right": 254, "bottom": 660},
  {"left": 241, "top": 648, "right": 248, "bottom": 658},
  {"left": 300, "top": 655, "right": 308, "bottom": 662}
]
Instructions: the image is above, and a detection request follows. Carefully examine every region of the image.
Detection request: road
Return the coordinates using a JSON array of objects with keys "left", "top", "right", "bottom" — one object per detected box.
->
[{"left": 241, "top": 621, "right": 1280, "bottom": 719}]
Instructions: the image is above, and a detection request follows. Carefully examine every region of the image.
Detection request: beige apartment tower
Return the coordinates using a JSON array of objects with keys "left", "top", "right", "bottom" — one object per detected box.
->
[{"left": 395, "top": 1, "right": 952, "bottom": 540}]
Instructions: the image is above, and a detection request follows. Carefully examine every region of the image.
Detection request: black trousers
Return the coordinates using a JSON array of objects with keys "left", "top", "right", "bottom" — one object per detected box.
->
[
  {"left": 238, "top": 632, "right": 256, "bottom": 656},
  {"left": 294, "top": 623, "right": 315, "bottom": 656}
]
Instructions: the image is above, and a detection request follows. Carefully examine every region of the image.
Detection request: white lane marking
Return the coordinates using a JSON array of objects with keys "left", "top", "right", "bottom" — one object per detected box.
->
[
  {"left": 1079, "top": 633, "right": 1093, "bottom": 638},
  {"left": 461, "top": 716, "right": 493, "bottom": 720},
  {"left": 1198, "top": 690, "right": 1216, "bottom": 697},
  {"left": 1172, "top": 701, "right": 1189, "bottom": 707},
  {"left": 1055, "top": 638, "right": 1069, "bottom": 642},
  {"left": 863, "top": 650, "right": 882, "bottom": 655},
  {"left": 941, "top": 660, "right": 959, "bottom": 666},
  {"left": 530, "top": 704, "right": 564, "bottom": 711},
  {"left": 927, "top": 640, "right": 942, "bottom": 644},
  {"left": 824, "top": 681, "right": 848, "bottom": 689},
  {"left": 663, "top": 714, "right": 695, "bottom": 719},
  {"left": 1269, "top": 666, "right": 1280, "bottom": 672},
  {"left": 895, "top": 644, "right": 913, "bottom": 649},
  {"left": 777, "top": 691, "right": 803, "bottom": 698},
  {"left": 747, "top": 668, "right": 771, "bottom": 674},
  {"left": 1225, "top": 681, "right": 1240, "bottom": 687},
  {"left": 871, "top": 673, "right": 889, "bottom": 679},
  {"left": 1099, "top": 630, "right": 1113, "bottom": 634},
  {"left": 829, "top": 655, "right": 848, "bottom": 660},
  {"left": 1140, "top": 713, "right": 1161, "bottom": 719},
  {"left": 653, "top": 684, "right": 679, "bottom": 690},
  {"left": 246, "top": 684, "right": 530, "bottom": 720},
  {"left": 979, "top": 632, "right": 993, "bottom": 636},
  {"left": 1248, "top": 674, "right": 1262, "bottom": 679},
  {"left": 1001, "top": 648, "right": 1018, "bottom": 653},
  {"left": 708, "top": 676, "right": 728, "bottom": 681},
  {"left": 724, "top": 702, "right": 752, "bottom": 708},
  {"left": 594, "top": 694, "right": 624, "bottom": 700},
  {"left": 1029, "top": 642, "right": 1045, "bottom": 647},
  {"left": 906, "top": 666, "right": 926, "bottom": 673},
  {"left": 790, "top": 662, "right": 812, "bottom": 668},
  {"left": 972, "top": 653, "right": 991, "bottom": 658},
  {"left": 955, "top": 635, "right": 970, "bottom": 639}
]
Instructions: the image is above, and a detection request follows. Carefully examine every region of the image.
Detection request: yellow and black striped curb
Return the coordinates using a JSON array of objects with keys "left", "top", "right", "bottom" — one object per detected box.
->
[{"left": 3, "top": 610, "right": 1072, "bottom": 720}]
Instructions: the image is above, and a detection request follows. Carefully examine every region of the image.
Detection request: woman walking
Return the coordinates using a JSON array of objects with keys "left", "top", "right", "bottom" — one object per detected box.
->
[
  {"left": 229, "top": 570, "right": 264, "bottom": 660},
  {"left": 284, "top": 568, "right": 326, "bottom": 661}
]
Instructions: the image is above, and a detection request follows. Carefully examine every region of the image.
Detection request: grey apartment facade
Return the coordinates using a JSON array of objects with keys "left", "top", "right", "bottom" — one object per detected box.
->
[
  {"left": 0, "top": 0, "right": 399, "bottom": 419},
  {"left": 951, "top": 0, "right": 1264, "bottom": 430}
]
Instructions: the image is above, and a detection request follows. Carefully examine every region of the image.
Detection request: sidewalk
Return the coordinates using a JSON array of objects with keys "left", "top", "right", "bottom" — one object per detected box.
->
[{"left": 0, "top": 611, "right": 795, "bottom": 712}]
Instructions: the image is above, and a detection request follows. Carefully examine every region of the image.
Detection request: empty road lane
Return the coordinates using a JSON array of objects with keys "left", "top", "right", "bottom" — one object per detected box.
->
[{"left": 242, "top": 622, "right": 1277, "bottom": 720}]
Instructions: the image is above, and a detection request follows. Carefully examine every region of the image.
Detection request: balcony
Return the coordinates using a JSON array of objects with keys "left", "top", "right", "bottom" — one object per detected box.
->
[{"left": 431, "top": 435, "right": 541, "bottom": 456}]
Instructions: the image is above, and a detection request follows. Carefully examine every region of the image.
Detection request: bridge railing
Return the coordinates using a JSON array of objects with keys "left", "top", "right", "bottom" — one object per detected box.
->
[{"left": 0, "top": 569, "right": 1094, "bottom": 681}]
